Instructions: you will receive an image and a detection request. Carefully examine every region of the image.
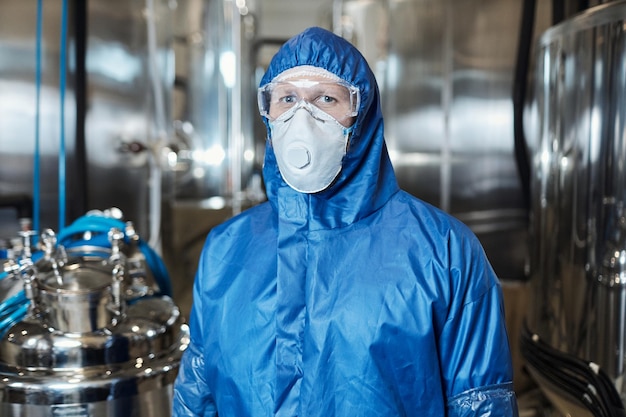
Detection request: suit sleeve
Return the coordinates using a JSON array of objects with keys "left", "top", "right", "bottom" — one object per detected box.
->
[
  {"left": 172, "top": 252, "right": 217, "bottom": 417},
  {"left": 447, "top": 383, "right": 519, "bottom": 416},
  {"left": 440, "top": 234, "right": 519, "bottom": 416}
]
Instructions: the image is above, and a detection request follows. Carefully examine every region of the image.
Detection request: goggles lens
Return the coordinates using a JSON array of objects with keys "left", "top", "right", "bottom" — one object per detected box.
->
[{"left": 258, "top": 80, "right": 360, "bottom": 122}]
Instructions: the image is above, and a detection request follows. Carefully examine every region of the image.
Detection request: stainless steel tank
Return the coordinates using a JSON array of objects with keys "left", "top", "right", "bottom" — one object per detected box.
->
[
  {"left": 523, "top": 1, "right": 626, "bottom": 415},
  {"left": 0, "top": 220, "right": 188, "bottom": 417}
]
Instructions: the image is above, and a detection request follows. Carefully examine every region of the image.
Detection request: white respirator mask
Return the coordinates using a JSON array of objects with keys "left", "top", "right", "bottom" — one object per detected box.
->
[{"left": 269, "top": 102, "right": 353, "bottom": 194}]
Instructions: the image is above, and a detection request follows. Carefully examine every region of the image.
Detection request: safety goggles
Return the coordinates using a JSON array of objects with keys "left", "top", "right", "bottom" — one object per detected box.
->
[{"left": 258, "top": 79, "right": 360, "bottom": 123}]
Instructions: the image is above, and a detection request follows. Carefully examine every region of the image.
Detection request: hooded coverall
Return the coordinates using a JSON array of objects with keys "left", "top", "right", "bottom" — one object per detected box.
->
[{"left": 173, "top": 26, "right": 519, "bottom": 417}]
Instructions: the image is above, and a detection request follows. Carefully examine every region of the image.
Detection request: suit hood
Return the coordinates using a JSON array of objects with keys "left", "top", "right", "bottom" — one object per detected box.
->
[{"left": 260, "top": 27, "right": 399, "bottom": 229}]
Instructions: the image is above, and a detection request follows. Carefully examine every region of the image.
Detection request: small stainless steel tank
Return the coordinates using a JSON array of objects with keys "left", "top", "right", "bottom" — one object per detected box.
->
[{"left": 0, "top": 225, "right": 188, "bottom": 417}]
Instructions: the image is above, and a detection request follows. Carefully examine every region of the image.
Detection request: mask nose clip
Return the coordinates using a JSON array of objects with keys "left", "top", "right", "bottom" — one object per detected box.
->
[{"left": 281, "top": 100, "right": 326, "bottom": 123}]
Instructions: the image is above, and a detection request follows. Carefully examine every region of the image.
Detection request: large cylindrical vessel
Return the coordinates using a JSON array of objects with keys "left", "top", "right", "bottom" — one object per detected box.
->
[{"left": 523, "top": 1, "right": 626, "bottom": 415}]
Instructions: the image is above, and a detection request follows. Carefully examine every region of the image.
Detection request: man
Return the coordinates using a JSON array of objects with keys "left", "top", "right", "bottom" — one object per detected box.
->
[{"left": 173, "top": 26, "right": 518, "bottom": 416}]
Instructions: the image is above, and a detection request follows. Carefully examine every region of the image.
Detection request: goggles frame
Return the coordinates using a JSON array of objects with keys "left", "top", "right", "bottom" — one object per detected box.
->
[{"left": 258, "top": 79, "right": 360, "bottom": 123}]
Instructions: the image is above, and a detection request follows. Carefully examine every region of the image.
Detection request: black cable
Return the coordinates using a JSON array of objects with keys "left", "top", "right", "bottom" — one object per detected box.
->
[
  {"left": 71, "top": 0, "right": 88, "bottom": 220},
  {"left": 512, "top": 0, "right": 536, "bottom": 213},
  {"left": 520, "top": 324, "right": 613, "bottom": 416},
  {"left": 577, "top": 0, "right": 590, "bottom": 12},
  {"left": 552, "top": 0, "right": 565, "bottom": 25},
  {"left": 520, "top": 331, "right": 607, "bottom": 416},
  {"left": 521, "top": 326, "right": 611, "bottom": 415},
  {"left": 520, "top": 322, "right": 626, "bottom": 416}
]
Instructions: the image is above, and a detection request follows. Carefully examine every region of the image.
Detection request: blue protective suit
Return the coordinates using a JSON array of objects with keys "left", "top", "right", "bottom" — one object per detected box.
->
[{"left": 173, "top": 27, "right": 518, "bottom": 417}]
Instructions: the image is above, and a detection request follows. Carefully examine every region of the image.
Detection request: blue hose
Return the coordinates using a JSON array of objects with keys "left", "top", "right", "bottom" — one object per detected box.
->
[
  {"left": 0, "top": 303, "right": 29, "bottom": 337},
  {"left": 0, "top": 292, "right": 27, "bottom": 315},
  {"left": 138, "top": 239, "right": 173, "bottom": 297},
  {"left": 57, "top": 215, "right": 172, "bottom": 297},
  {"left": 0, "top": 0, "right": 57, "bottom": 336},
  {"left": 33, "top": 0, "right": 43, "bottom": 234},
  {"left": 58, "top": 0, "right": 69, "bottom": 230},
  {"left": 0, "top": 284, "right": 28, "bottom": 337}
]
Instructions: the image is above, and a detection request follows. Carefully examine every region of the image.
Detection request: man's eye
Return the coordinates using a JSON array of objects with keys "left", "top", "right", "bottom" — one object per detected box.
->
[
  {"left": 319, "top": 95, "right": 336, "bottom": 104},
  {"left": 279, "top": 95, "right": 296, "bottom": 104}
]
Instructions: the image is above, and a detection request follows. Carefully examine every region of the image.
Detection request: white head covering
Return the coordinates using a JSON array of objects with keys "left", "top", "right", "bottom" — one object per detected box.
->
[{"left": 274, "top": 65, "right": 342, "bottom": 82}]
